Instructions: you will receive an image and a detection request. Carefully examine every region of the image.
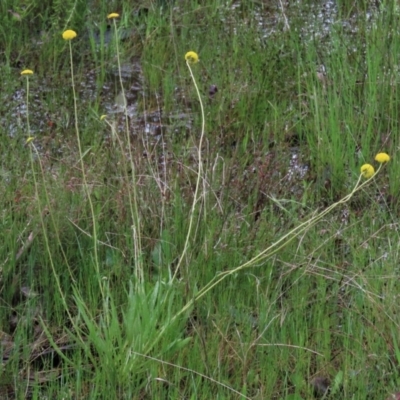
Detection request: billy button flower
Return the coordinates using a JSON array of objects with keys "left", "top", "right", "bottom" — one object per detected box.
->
[
  {"left": 360, "top": 164, "right": 375, "bottom": 179},
  {"left": 62, "top": 29, "right": 77, "bottom": 40},
  {"left": 21, "top": 69, "right": 33, "bottom": 76},
  {"left": 375, "top": 152, "right": 390, "bottom": 163},
  {"left": 185, "top": 51, "right": 199, "bottom": 64},
  {"left": 107, "top": 13, "right": 120, "bottom": 19}
]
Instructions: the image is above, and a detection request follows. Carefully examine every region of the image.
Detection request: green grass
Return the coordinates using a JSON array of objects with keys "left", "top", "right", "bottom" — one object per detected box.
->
[{"left": 1, "top": 0, "right": 400, "bottom": 399}]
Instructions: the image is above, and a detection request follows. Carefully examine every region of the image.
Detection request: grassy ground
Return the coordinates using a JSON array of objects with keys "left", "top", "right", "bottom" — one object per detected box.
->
[{"left": 0, "top": 0, "right": 400, "bottom": 399}]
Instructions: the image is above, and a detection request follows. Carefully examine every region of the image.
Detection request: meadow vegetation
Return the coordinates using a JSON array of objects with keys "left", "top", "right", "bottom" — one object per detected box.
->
[{"left": 0, "top": 0, "right": 399, "bottom": 399}]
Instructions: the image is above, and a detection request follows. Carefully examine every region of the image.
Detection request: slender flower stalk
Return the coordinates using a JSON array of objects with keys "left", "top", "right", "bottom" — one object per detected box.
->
[
  {"left": 164, "top": 154, "right": 392, "bottom": 326},
  {"left": 62, "top": 29, "right": 103, "bottom": 297},
  {"left": 21, "top": 69, "right": 33, "bottom": 138},
  {"left": 22, "top": 69, "right": 77, "bottom": 327},
  {"left": 172, "top": 51, "right": 206, "bottom": 281},
  {"left": 27, "top": 140, "right": 74, "bottom": 321},
  {"left": 107, "top": 12, "right": 144, "bottom": 291}
]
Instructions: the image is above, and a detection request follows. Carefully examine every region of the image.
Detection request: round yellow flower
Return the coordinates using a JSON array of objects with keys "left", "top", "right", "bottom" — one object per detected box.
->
[
  {"left": 107, "top": 13, "right": 120, "bottom": 19},
  {"left": 360, "top": 164, "right": 375, "bottom": 179},
  {"left": 185, "top": 51, "right": 199, "bottom": 64},
  {"left": 375, "top": 152, "right": 390, "bottom": 163},
  {"left": 62, "top": 30, "right": 77, "bottom": 40},
  {"left": 21, "top": 69, "right": 33, "bottom": 76}
]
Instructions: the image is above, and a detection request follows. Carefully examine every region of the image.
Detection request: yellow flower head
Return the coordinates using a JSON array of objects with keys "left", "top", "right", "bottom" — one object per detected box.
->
[
  {"left": 21, "top": 69, "right": 33, "bottom": 76},
  {"left": 100, "top": 114, "right": 107, "bottom": 121},
  {"left": 360, "top": 164, "right": 375, "bottom": 179},
  {"left": 185, "top": 51, "right": 199, "bottom": 64},
  {"left": 375, "top": 152, "right": 390, "bottom": 163},
  {"left": 25, "top": 136, "right": 35, "bottom": 144},
  {"left": 62, "top": 30, "right": 77, "bottom": 40},
  {"left": 107, "top": 13, "right": 120, "bottom": 19}
]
